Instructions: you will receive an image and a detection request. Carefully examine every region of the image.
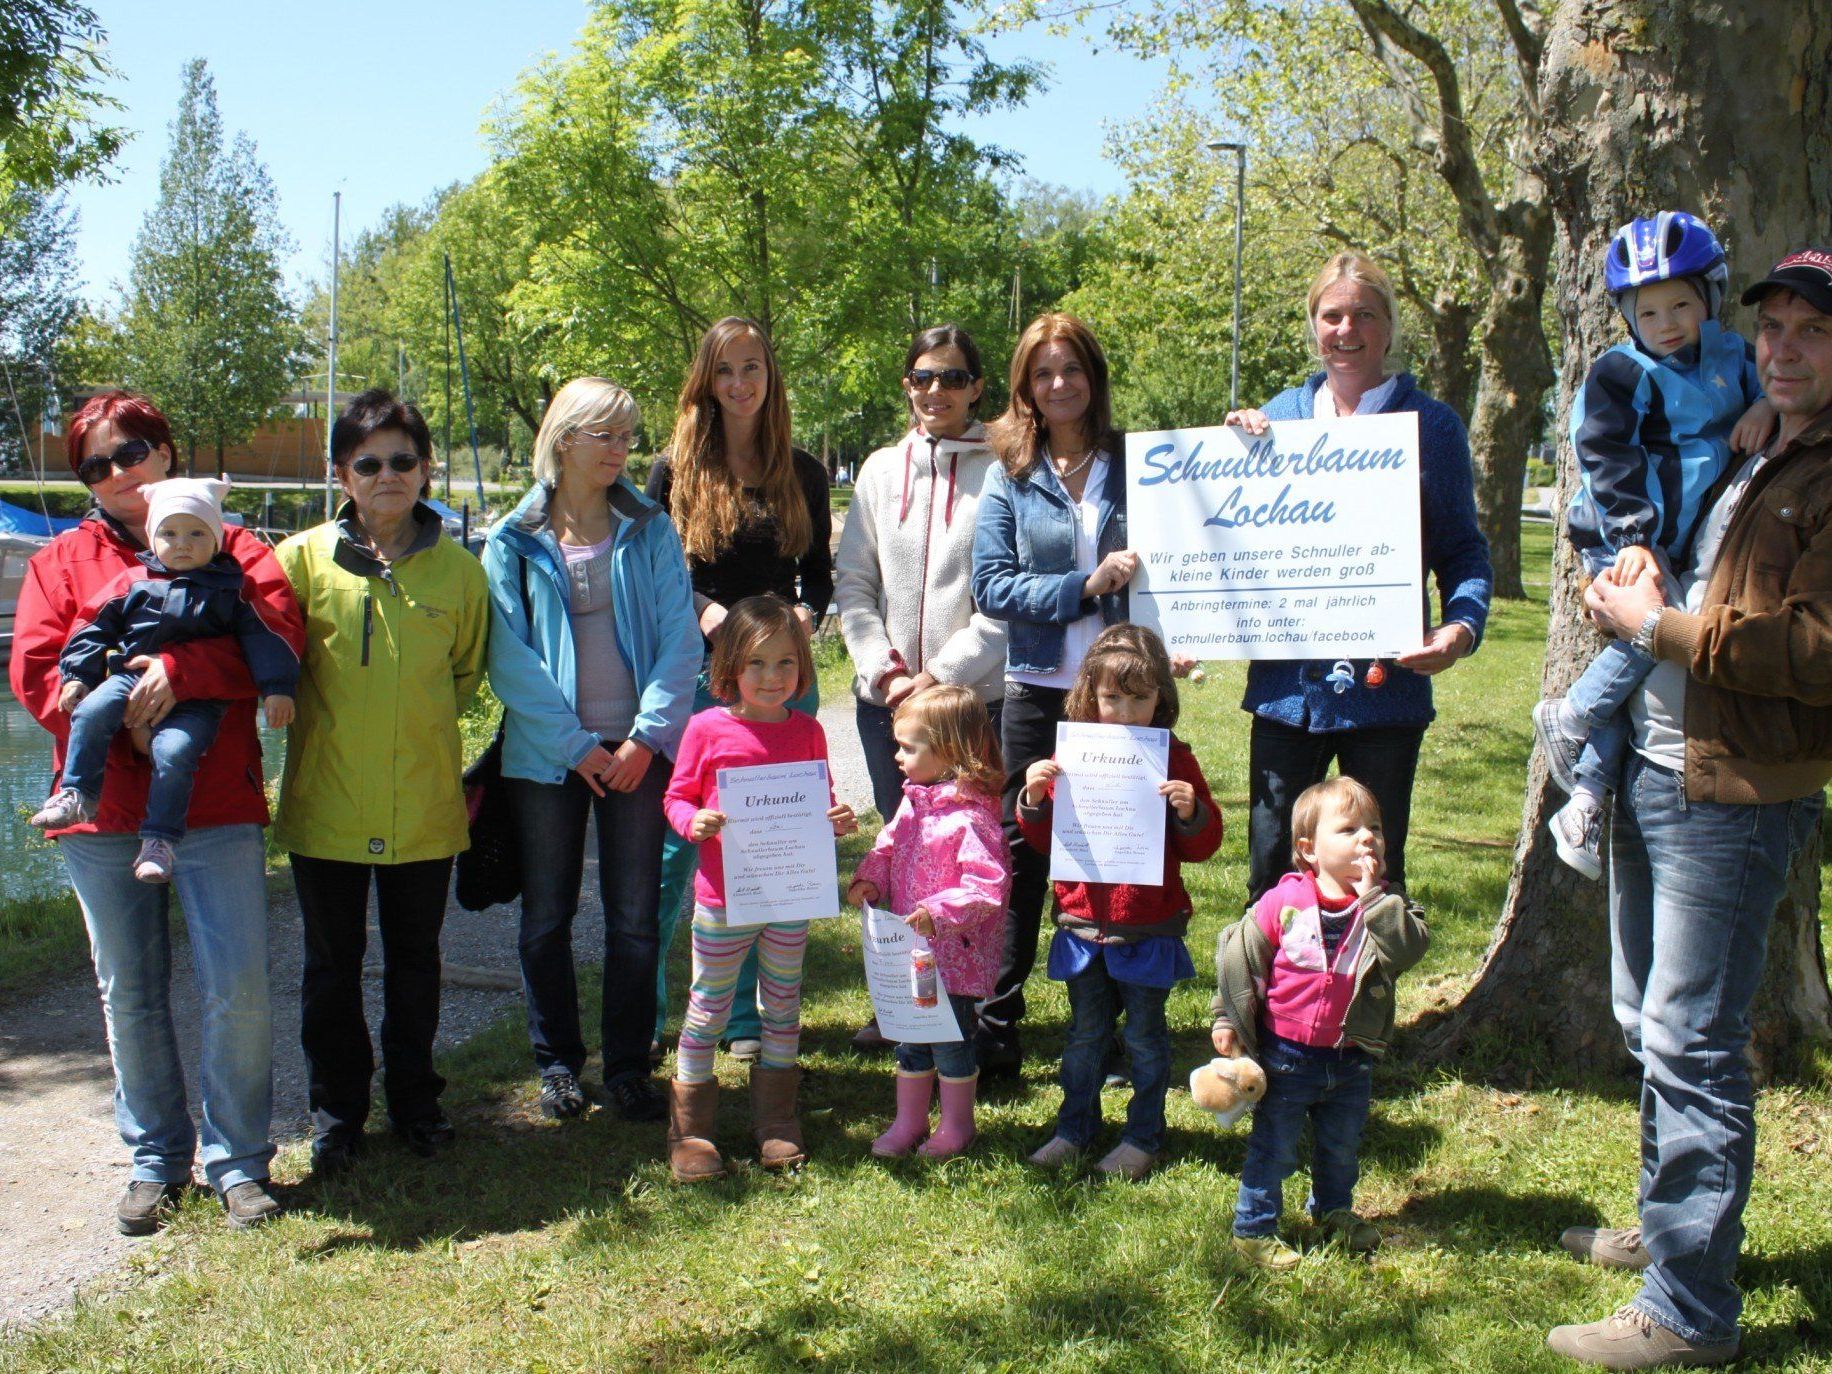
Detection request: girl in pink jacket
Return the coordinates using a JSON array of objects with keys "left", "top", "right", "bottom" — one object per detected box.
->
[{"left": 848, "top": 685, "right": 1010, "bottom": 1159}]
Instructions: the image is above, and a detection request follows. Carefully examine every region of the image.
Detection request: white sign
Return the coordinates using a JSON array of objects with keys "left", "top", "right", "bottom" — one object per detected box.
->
[
  {"left": 861, "top": 903, "right": 964, "bottom": 1044},
  {"left": 1049, "top": 722, "right": 1170, "bottom": 887},
  {"left": 717, "top": 760, "right": 840, "bottom": 927},
  {"left": 1127, "top": 413, "right": 1424, "bottom": 659}
]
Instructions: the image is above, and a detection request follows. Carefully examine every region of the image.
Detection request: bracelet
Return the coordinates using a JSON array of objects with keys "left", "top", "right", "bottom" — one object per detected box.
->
[{"left": 1630, "top": 608, "right": 1663, "bottom": 655}]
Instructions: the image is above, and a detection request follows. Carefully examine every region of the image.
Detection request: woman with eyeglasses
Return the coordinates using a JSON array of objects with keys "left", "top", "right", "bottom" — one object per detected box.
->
[
  {"left": 271, "top": 389, "right": 490, "bottom": 1174},
  {"left": 834, "top": 323, "right": 1007, "bottom": 1049},
  {"left": 482, "top": 377, "right": 699, "bottom": 1124},
  {"left": 8, "top": 390, "right": 306, "bottom": 1234}
]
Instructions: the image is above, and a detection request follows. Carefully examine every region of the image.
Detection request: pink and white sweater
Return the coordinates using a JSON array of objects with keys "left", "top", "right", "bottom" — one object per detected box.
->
[{"left": 852, "top": 779, "right": 1011, "bottom": 999}]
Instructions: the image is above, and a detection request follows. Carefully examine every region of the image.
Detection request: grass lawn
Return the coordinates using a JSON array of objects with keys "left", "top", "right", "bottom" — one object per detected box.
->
[{"left": 8, "top": 522, "right": 1832, "bottom": 1371}]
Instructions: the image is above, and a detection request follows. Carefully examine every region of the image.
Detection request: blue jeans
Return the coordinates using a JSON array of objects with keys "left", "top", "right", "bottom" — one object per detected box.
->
[
  {"left": 856, "top": 696, "right": 1003, "bottom": 826},
  {"left": 61, "top": 674, "right": 227, "bottom": 840},
  {"left": 1234, "top": 1034, "right": 1373, "bottom": 1237},
  {"left": 1565, "top": 640, "right": 1655, "bottom": 794},
  {"left": 60, "top": 825, "right": 273, "bottom": 1192},
  {"left": 1056, "top": 957, "right": 1172, "bottom": 1153},
  {"left": 1608, "top": 755, "right": 1822, "bottom": 1345},
  {"left": 893, "top": 995, "right": 980, "bottom": 1077}
]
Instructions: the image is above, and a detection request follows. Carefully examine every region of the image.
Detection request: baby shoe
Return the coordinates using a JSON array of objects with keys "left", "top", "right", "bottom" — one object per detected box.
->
[
  {"left": 1233, "top": 1234, "right": 1302, "bottom": 1272},
  {"left": 133, "top": 837, "right": 176, "bottom": 884},
  {"left": 1550, "top": 794, "right": 1605, "bottom": 881}
]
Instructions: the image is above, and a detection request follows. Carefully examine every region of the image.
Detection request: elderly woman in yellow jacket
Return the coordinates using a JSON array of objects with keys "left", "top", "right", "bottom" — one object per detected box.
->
[{"left": 274, "top": 390, "right": 489, "bottom": 1174}]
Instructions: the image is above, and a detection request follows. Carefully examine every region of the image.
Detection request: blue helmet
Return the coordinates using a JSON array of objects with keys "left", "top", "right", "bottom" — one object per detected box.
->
[{"left": 1606, "top": 212, "right": 1729, "bottom": 323}]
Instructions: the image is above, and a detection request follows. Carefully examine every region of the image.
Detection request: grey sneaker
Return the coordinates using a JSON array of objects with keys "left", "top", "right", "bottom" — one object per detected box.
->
[
  {"left": 133, "top": 836, "right": 176, "bottom": 884},
  {"left": 116, "top": 1179, "right": 190, "bottom": 1236},
  {"left": 538, "top": 1070, "right": 588, "bottom": 1120},
  {"left": 1546, "top": 1304, "right": 1738, "bottom": 1368},
  {"left": 220, "top": 1179, "right": 282, "bottom": 1230},
  {"left": 1558, "top": 1224, "right": 1651, "bottom": 1271},
  {"left": 1533, "top": 699, "right": 1585, "bottom": 795},
  {"left": 30, "top": 787, "right": 94, "bottom": 830},
  {"left": 724, "top": 1037, "right": 763, "bottom": 1063},
  {"left": 1095, "top": 1142, "right": 1155, "bottom": 1180},
  {"left": 1550, "top": 795, "right": 1605, "bottom": 881},
  {"left": 1027, "top": 1135, "right": 1082, "bottom": 1168}
]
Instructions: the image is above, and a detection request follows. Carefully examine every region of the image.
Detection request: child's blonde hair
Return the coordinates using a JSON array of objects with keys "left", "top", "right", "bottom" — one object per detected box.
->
[
  {"left": 892, "top": 685, "right": 1003, "bottom": 798},
  {"left": 1064, "top": 623, "right": 1180, "bottom": 729},
  {"left": 706, "top": 594, "right": 813, "bottom": 705},
  {"left": 1290, "top": 776, "right": 1383, "bottom": 872}
]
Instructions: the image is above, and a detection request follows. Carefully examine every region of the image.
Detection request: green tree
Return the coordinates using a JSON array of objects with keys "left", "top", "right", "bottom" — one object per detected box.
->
[
  {"left": 0, "top": 0, "right": 122, "bottom": 210},
  {"left": 0, "top": 186, "right": 77, "bottom": 468}
]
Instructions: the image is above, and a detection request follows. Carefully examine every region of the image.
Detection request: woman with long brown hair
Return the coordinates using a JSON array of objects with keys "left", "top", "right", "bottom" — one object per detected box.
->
[{"left": 646, "top": 317, "right": 832, "bottom": 1061}]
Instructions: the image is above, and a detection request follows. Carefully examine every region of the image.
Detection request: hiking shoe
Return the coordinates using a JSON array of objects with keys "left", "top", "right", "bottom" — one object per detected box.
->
[
  {"left": 30, "top": 787, "right": 94, "bottom": 830},
  {"left": 116, "top": 1179, "right": 190, "bottom": 1236},
  {"left": 606, "top": 1074, "right": 667, "bottom": 1123},
  {"left": 220, "top": 1180, "right": 282, "bottom": 1230},
  {"left": 1551, "top": 795, "right": 1605, "bottom": 881},
  {"left": 1233, "top": 1234, "right": 1302, "bottom": 1272},
  {"left": 133, "top": 836, "right": 176, "bottom": 884},
  {"left": 538, "top": 1071, "right": 588, "bottom": 1120},
  {"left": 1546, "top": 1305, "right": 1738, "bottom": 1368},
  {"left": 1096, "top": 1142, "right": 1155, "bottom": 1180},
  {"left": 1027, "top": 1135, "right": 1082, "bottom": 1168},
  {"left": 1319, "top": 1207, "right": 1381, "bottom": 1253},
  {"left": 1559, "top": 1224, "right": 1651, "bottom": 1271},
  {"left": 310, "top": 1131, "right": 362, "bottom": 1177},
  {"left": 1533, "top": 699, "right": 1585, "bottom": 795},
  {"left": 394, "top": 1113, "right": 456, "bottom": 1157},
  {"left": 723, "top": 1037, "right": 763, "bottom": 1063}
]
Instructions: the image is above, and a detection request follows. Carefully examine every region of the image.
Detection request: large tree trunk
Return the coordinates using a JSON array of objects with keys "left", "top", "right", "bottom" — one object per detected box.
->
[
  {"left": 1420, "top": 0, "right": 1832, "bottom": 1079},
  {"left": 1414, "top": 293, "right": 1477, "bottom": 428}
]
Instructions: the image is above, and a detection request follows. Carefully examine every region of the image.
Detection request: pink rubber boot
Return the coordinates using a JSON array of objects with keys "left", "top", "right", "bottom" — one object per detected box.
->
[
  {"left": 919, "top": 1072, "right": 978, "bottom": 1159},
  {"left": 871, "top": 1070, "right": 935, "bottom": 1157}
]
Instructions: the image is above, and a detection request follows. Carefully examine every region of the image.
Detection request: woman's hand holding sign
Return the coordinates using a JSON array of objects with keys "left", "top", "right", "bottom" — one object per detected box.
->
[{"left": 1083, "top": 550, "right": 1138, "bottom": 599}]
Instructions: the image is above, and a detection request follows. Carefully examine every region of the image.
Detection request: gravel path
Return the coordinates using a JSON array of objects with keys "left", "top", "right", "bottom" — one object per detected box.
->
[{"left": 0, "top": 694, "right": 874, "bottom": 1330}]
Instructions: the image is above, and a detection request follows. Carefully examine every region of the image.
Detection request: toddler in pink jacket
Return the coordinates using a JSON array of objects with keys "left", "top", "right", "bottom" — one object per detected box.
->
[{"left": 848, "top": 685, "right": 1010, "bottom": 1159}]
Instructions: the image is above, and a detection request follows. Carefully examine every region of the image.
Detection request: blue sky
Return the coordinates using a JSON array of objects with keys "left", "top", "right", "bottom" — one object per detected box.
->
[{"left": 65, "top": 1, "right": 1173, "bottom": 305}]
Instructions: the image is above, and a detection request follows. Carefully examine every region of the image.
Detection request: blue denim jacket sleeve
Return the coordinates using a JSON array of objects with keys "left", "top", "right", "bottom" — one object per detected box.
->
[
  {"left": 971, "top": 465, "right": 1090, "bottom": 626},
  {"left": 625, "top": 512, "right": 701, "bottom": 760},
  {"left": 482, "top": 533, "right": 600, "bottom": 775}
]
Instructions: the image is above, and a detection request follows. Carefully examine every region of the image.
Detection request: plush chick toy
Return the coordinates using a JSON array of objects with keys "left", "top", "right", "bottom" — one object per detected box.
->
[{"left": 1189, "top": 1055, "right": 1267, "bottom": 1128}]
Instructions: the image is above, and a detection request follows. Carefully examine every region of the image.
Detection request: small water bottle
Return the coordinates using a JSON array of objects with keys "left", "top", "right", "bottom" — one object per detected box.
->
[{"left": 910, "top": 947, "right": 938, "bottom": 1008}]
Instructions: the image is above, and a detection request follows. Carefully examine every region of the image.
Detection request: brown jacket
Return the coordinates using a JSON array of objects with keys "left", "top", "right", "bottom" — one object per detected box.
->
[{"left": 1651, "top": 405, "right": 1832, "bottom": 803}]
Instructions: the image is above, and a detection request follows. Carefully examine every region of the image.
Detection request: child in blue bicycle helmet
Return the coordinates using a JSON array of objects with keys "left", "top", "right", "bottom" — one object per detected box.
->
[{"left": 1534, "top": 211, "right": 1775, "bottom": 879}]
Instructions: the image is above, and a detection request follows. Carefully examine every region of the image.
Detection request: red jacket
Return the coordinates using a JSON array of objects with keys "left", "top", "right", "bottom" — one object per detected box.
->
[
  {"left": 1016, "top": 735, "right": 1224, "bottom": 940},
  {"left": 9, "top": 509, "right": 306, "bottom": 836}
]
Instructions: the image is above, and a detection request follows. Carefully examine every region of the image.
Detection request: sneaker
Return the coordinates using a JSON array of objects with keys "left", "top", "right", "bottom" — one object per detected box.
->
[
  {"left": 723, "top": 1037, "right": 763, "bottom": 1063},
  {"left": 1546, "top": 1304, "right": 1738, "bottom": 1369},
  {"left": 851, "top": 1016, "right": 892, "bottom": 1051},
  {"left": 538, "top": 1071, "right": 588, "bottom": 1120},
  {"left": 1550, "top": 795, "right": 1605, "bottom": 881},
  {"left": 1027, "top": 1135, "right": 1082, "bottom": 1168},
  {"left": 393, "top": 1113, "right": 456, "bottom": 1157},
  {"left": 30, "top": 787, "right": 94, "bottom": 830},
  {"left": 1095, "top": 1142, "right": 1155, "bottom": 1180},
  {"left": 1558, "top": 1224, "right": 1651, "bottom": 1272},
  {"left": 1318, "top": 1207, "right": 1381, "bottom": 1253},
  {"left": 1233, "top": 1234, "right": 1302, "bottom": 1272},
  {"left": 115, "top": 1179, "right": 191, "bottom": 1236},
  {"left": 220, "top": 1179, "right": 282, "bottom": 1230},
  {"left": 1533, "top": 699, "right": 1585, "bottom": 795},
  {"left": 606, "top": 1074, "right": 667, "bottom": 1123},
  {"left": 310, "top": 1131, "right": 362, "bottom": 1177},
  {"left": 133, "top": 836, "right": 176, "bottom": 884}
]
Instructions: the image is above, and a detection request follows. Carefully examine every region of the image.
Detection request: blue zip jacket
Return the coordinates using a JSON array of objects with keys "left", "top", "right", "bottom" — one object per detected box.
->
[
  {"left": 483, "top": 478, "right": 700, "bottom": 780},
  {"left": 971, "top": 448, "right": 1128, "bottom": 675},
  {"left": 1242, "top": 373, "right": 1492, "bottom": 731},
  {"left": 1566, "top": 320, "right": 1762, "bottom": 575}
]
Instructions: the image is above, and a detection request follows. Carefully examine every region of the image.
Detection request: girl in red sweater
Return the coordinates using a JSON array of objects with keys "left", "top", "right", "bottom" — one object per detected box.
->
[{"left": 1016, "top": 625, "right": 1223, "bottom": 1178}]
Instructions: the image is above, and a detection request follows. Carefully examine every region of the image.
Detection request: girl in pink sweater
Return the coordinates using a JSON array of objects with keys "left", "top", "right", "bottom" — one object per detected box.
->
[{"left": 848, "top": 685, "right": 1010, "bottom": 1159}]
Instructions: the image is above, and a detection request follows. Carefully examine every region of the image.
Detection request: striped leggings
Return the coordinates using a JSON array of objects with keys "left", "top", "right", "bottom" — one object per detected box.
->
[{"left": 675, "top": 904, "right": 809, "bottom": 1084}]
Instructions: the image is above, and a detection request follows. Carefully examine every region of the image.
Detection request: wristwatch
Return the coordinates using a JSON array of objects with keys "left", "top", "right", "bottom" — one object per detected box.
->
[{"left": 1630, "top": 608, "right": 1663, "bottom": 655}]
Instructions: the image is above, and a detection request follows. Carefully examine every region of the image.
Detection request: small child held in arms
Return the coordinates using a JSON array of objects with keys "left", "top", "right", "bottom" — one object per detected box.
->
[
  {"left": 1019, "top": 624, "right": 1223, "bottom": 1180},
  {"left": 848, "top": 684, "right": 1010, "bottom": 1160},
  {"left": 1534, "top": 211, "right": 1775, "bottom": 879},
  {"left": 31, "top": 477, "right": 299, "bottom": 882},
  {"left": 1214, "top": 777, "right": 1429, "bottom": 1270}
]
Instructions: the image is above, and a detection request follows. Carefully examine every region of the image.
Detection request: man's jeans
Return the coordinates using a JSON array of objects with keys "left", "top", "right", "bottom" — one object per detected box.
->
[
  {"left": 1565, "top": 640, "right": 1656, "bottom": 795},
  {"left": 1056, "top": 958, "right": 1172, "bottom": 1154},
  {"left": 61, "top": 824, "right": 274, "bottom": 1192},
  {"left": 1233, "top": 1034, "right": 1373, "bottom": 1237},
  {"left": 1610, "top": 755, "right": 1823, "bottom": 1345},
  {"left": 61, "top": 673, "right": 227, "bottom": 840}
]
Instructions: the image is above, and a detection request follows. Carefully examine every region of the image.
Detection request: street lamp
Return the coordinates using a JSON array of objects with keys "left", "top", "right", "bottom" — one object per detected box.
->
[{"left": 1205, "top": 140, "right": 1247, "bottom": 411}]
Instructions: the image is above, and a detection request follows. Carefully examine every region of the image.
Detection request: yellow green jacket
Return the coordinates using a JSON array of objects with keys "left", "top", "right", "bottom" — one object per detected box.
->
[{"left": 274, "top": 504, "right": 490, "bottom": 864}]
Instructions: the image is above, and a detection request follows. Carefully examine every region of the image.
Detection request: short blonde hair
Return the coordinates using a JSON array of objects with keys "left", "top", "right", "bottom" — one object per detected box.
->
[
  {"left": 1305, "top": 251, "right": 1401, "bottom": 363},
  {"left": 1290, "top": 776, "right": 1382, "bottom": 872},
  {"left": 532, "top": 377, "right": 641, "bottom": 486},
  {"left": 893, "top": 685, "right": 1003, "bottom": 799}
]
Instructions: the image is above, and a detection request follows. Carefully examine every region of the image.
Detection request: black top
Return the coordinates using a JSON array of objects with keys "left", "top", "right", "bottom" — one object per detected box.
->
[{"left": 645, "top": 447, "right": 833, "bottom": 624}]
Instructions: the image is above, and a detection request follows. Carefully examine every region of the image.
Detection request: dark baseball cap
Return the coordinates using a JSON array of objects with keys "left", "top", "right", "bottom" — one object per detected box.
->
[{"left": 1741, "top": 248, "right": 1832, "bottom": 314}]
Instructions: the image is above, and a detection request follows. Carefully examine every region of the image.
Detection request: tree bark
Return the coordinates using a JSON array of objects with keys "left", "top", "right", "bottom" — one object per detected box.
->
[{"left": 1420, "top": 0, "right": 1832, "bottom": 1079}]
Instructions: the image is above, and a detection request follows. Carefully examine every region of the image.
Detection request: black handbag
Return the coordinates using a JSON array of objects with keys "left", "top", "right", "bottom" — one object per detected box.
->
[{"left": 454, "top": 558, "right": 530, "bottom": 912}]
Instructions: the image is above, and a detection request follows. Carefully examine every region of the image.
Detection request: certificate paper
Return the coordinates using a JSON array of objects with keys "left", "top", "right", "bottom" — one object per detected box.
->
[
  {"left": 718, "top": 760, "right": 840, "bottom": 927},
  {"left": 861, "top": 903, "right": 964, "bottom": 1043},
  {"left": 1049, "top": 722, "right": 1170, "bottom": 887}
]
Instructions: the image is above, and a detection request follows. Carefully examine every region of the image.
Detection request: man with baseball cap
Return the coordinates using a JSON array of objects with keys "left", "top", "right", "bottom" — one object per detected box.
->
[{"left": 1547, "top": 248, "right": 1832, "bottom": 1368}]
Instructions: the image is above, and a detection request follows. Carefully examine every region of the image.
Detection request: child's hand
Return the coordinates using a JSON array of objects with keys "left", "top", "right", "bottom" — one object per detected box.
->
[
  {"left": 905, "top": 905, "right": 936, "bottom": 939},
  {"left": 1022, "top": 759, "right": 1060, "bottom": 806},
  {"left": 1351, "top": 852, "right": 1386, "bottom": 897},
  {"left": 262, "top": 695, "right": 295, "bottom": 729},
  {"left": 1731, "top": 398, "right": 1778, "bottom": 455},
  {"left": 689, "top": 809, "right": 726, "bottom": 842},
  {"left": 57, "top": 680, "right": 88, "bottom": 713},
  {"left": 1159, "top": 778, "right": 1196, "bottom": 820},
  {"left": 1211, "top": 1023, "right": 1240, "bottom": 1057},
  {"left": 1607, "top": 545, "right": 1660, "bottom": 587},
  {"left": 828, "top": 803, "right": 858, "bottom": 836},
  {"left": 847, "top": 877, "right": 881, "bottom": 907}
]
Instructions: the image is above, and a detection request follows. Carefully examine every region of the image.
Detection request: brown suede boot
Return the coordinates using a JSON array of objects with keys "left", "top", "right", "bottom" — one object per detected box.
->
[
  {"left": 666, "top": 1079, "right": 725, "bottom": 1183},
  {"left": 749, "top": 1064, "right": 807, "bottom": 1169}
]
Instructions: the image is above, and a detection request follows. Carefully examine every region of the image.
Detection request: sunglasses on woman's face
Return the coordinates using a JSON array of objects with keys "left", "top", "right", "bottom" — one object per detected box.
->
[
  {"left": 348, "top": 453, "right": 423, "bottom": 477},
  {"left": 76, "top": 437, "right": 154, "bottom": 486},
  {"left": 906, "top": 368, "right": 977, "bottom": 391}
]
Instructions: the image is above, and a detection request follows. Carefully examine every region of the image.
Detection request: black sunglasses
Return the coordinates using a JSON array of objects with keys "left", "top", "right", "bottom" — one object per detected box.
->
[
  {"left": 347, "top": 453, "right": 424, "bottom": 477},
  {"left": 76, "top": 438, "right": 154, "bottom": 486},
  {"left": 906, "top": 367, "right": 978, "bottom": 391}
]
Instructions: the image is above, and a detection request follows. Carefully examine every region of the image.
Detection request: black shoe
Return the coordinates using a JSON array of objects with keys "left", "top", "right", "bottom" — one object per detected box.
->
[
  {"left": 220, "top": 1179, "right": 283, "bottom": 1230},
  {"left": 394, "top": 1113, "right": 457, "bottom": 1157},
  {"left": 311, "top": 1130, "right": 363, "bottom": 1177},
  {"left": 116, "top": 1179, "right": 191, "bottom": 1236},
  {"left": 606, "top": 1074, "right": 667, "bottom": 1123},
  {"left": 976, "top": 1034, "right": 1023, "bottom": 1082},
  {"left": 539, "top": 1070, "right": 588, "bottom": 1119}
]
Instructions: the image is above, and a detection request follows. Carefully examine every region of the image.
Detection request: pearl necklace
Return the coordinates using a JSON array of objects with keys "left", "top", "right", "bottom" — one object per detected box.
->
[{"left": 1051, "top": 447, "right": 1096, "bottom": 485}]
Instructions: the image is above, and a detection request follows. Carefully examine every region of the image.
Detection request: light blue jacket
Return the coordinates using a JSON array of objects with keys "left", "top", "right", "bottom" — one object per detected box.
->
[{"left": 483, "top": 479, "right": 700, "bottom": 781}]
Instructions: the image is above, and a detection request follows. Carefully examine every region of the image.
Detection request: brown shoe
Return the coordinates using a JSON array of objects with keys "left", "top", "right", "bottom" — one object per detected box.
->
[
  {"left": 220, "top": 1179, "right": 283, "bottom": 1230},
  {"left": 116, "top": 1179, "right": 191, "bottom": 1236},
  {"left": 1546, "top": 1305, "right": 1738, "bottom": 1368},
  {"left": 666, "top": 1079, "right": 725, "bottom": 1183},
  {"left": 749, "top": 1063, "right": 807, "bottom": 1169},
  {"left": 1558, "top": 1224, "right": 1651, "bottom": 1271}
]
